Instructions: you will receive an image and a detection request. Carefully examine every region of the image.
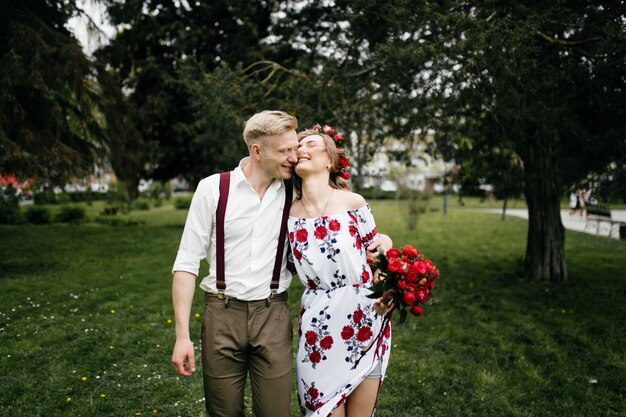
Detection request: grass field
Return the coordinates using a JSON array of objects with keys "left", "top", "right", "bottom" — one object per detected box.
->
[{"left": 1, "top": 198, "right": 625, "bottom": 416}]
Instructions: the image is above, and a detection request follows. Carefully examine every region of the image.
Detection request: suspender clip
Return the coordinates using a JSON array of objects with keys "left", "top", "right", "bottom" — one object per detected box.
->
[{"left": 217, "top": 291, "right": 225, "bottom": 300}]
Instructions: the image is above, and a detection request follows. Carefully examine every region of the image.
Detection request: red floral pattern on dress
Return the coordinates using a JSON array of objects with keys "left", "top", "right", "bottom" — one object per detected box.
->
[
  {"left": 301, "top": 306, "right": 334, "bottom": 369},
  {"left": 341, "top": 303, "right": 375, "bottom": 366},
  {"left": 300, "top": 380, "right": 327, "bottom": 413}
]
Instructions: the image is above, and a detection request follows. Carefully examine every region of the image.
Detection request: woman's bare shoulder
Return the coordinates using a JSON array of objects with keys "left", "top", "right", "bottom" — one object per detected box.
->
[{"left": 335, "top": 189, "right": 367, "bottom": 210}]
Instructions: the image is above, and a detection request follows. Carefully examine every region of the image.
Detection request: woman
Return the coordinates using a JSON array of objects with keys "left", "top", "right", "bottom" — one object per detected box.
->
[{"left": 288, "top": 125, "right": 392, "bottom": 417}]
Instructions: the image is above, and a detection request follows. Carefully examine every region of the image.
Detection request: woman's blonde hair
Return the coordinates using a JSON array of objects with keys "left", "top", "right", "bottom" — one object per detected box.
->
[
  {"left": 243, "top": 110, "right": 298, "bottom": 148},
  {"left": 293, "top": 130, "right": 351, "bottom": 199}
]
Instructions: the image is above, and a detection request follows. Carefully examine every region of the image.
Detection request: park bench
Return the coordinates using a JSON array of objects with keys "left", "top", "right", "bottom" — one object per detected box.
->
[{"left": 585, "top": 207, "right": 626, "bottom": 239}]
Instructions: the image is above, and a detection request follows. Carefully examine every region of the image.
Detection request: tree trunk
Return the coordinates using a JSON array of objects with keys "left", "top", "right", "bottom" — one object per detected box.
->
[{"left": 523, "top": 149, "right": 567, "bottom": 282}]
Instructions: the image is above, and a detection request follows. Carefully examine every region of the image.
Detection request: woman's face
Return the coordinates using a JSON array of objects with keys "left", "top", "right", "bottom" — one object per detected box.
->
[{"left": 295, "top": 134, "right": 330, "bottom": 176}]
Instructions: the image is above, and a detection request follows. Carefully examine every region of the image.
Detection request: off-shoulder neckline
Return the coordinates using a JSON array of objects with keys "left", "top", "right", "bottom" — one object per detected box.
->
[{"left": 288, "top": 204, "right": 369, "bottom": 221}]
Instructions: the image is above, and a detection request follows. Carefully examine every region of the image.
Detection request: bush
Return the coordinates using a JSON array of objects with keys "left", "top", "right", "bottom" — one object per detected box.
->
[
  {"left": 0, "top": 186, "right": 24, "bottom": 224},
  {"left": 131, "top": 198, "right": 150, "bottom": 211},
  {"left": 25, "top": 206, "right": 51, "bottom": 224},
  {"left": 55, "top": 206, "right": 86, "bottom": 224},
  {"left": 0, "top": 202, "right": 23, "bottom": 224},
  {"left": 174, "top": 197, "right": 192, "bottom": 209},
  {"left": 33, "top": 189, "right": 57, "bottom": 205}
]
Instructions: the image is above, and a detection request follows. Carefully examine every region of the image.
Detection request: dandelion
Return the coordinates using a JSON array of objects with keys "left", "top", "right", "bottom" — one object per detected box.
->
[
  {"left": 194, "top": 313, "right": 200, "bottom": 318},
  {"left": 100, "top": 394, "right": 107, "bottom": 398},
  {"left": 66, "top": 397, "right": 72, "bottom": 402},
  {"left": 109, "top": 345, "right": 114, "bottom": 350},
  {"left": 167, "top": 319, "right": 173, "bottom": 324},
  {"left": 153, "top": 410, "right": 158, "bottom": 414},
  {"left": 135, "top": 413, "right": 142, "bottom": 416},
  {"left": 110, "top": 309, "right": 116, "bottom": 314},
  {"left": 81, "top": 376, "right": 87, "bottom": 382}
]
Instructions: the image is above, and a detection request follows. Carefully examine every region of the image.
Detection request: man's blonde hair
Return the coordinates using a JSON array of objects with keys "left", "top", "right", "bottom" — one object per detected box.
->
[{"left": 243, "top": 110, "right": 298, "bottom": 147}]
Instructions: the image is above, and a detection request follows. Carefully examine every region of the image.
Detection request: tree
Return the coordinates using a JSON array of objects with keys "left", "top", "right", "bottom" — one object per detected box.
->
[
  {"left": 345, "top": 0, "right": 626, "bottom": 282},
  {"left": 0, "top": 0, "right": 104, "bottom": 184},
  {"left": 96, "top": 0, "right": 280, "bottom": 185}
]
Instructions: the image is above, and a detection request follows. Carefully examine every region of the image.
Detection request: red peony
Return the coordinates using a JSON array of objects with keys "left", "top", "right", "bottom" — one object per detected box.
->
[
  {"left": 415, "top": 260, "right": 428, "bottom": 275},
  {"left": 426, "top": 279, "right": 435, "bottom": 289},
  {"left": 305, "top": 331, "right": 317, "bottom": 345},
  {"left": 296, "top": 228, "right": 308, "bottom": 243},
  {"left": 388, "top": 259, "right": 406, "bottom": 274},
  {"left": 339, "top": 156, "right": 349, "bottom": 168},
  {"left": 416, "top": 288, "right": 429, "bottom": 303},
  {"left": 328, "top": 219, "right": 341, "bottom": 231},
  {"left": 341, "top": 325, "right": 354, "bottom": 340},
  {"left": 357, "top": 326, "right": 373, "bottom": 342},
  {"left": 309, "top": 351, "right": 321, "bottom": 364},
  {"left": 340, "top": 171, "right": 350, "bottom": 180},
  {"left": 402, "top": 292, "right": 417, "bottom": 306},
  {"left": 308, "top": 387, "right": 319, "bottom": 400},
  {"left": 314, "top": 225, "right": 328, "bottom": 240},
  {"left": 352, "top": 309, "right": 364, "bottom": 324},
  {"left": 396, "top": 279, "right": 408, "bottom": 290},
  {"left": 410, "top": 305, "right": 423, "bottom": 316},
  {"left": 386, "top": 248, "right": 402, "bottom": 259},
  {"left": 320, "top": 335, "right": 333, "bottom": 350},
  {"left": 402, "top": 245, "right": 419, "bottom": 258},
  {"left": 404, "top": 268, "right": 418, "bottom": 283},
  {"left": 334, "top": 135, "right": 344, "bottom": 142}
]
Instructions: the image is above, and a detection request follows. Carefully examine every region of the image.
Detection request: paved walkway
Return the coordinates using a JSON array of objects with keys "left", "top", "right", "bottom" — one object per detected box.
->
[{"left": 477, "top": 208, "right": 626, "bottom": 240}]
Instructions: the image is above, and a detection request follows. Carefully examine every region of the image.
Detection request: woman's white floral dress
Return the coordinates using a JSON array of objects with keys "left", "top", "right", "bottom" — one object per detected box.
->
[{"left": 288, "top": 205, "right": 392, "bottom": 416}]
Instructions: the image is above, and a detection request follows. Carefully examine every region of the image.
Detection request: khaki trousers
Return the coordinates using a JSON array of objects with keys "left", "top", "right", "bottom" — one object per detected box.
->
[{"left": 201, "top": 292, "right": 293, "bottom": 417}]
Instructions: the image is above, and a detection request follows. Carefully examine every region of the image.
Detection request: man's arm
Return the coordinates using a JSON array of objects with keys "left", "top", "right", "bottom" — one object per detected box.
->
[{"left": 171, "top": 271, "right": 197, "bottom": 376}]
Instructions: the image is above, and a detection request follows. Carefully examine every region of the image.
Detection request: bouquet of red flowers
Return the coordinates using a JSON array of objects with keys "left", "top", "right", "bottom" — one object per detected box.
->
[{"left": 367, "top": 244, "right": 440, "bottom": 325}]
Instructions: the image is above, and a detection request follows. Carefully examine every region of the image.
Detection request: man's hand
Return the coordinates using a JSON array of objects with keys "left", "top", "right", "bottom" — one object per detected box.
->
[
  {"left": 366, "top": 233, "right": 393, "bottom": 260},
  {"left": 171, "top": 338, "right": 196, "bottom": 377}
]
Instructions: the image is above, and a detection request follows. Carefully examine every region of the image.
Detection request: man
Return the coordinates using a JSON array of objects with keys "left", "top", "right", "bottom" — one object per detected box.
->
[
  {"left": 171, "top": 110, "right": 298, "bottom": 417},
  {"left": 171, "top": 110, "right": 390, "bottom": 416}
]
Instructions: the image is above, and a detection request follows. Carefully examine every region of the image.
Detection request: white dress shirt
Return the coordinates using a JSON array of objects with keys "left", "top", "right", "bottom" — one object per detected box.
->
[{"left": 172, "top": 164, "right": 292, "bottom": 301}]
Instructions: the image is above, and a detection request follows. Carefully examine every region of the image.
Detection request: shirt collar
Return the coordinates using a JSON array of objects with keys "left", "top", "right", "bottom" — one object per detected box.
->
[{"left": 235, "top": 157, "right": 285, "bottom": 191}]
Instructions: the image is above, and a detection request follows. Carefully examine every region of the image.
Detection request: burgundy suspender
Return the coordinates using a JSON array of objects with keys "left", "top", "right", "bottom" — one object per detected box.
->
[
  {"left": 215, "top": 172, "right": 292, "bottom": 297},
  {"left": 271, "top": 180, "right": 293, "bottom": 294},
  {"left": 215, "top": 172, "right": 230, "bottom": 295}
]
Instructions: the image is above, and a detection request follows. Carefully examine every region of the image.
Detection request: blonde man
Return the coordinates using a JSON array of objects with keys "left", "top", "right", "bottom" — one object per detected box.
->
[{"left": 171, "top": 110, "right": 299, "bottom": 417}]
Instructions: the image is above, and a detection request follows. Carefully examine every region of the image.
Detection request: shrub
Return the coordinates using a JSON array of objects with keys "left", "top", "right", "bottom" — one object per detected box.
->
[
  {"left": 131, "top": 198, "right": 150, "bottom": 211},
  {"left": 25, "top": 206, "right": 51, "bottom": 224},
  {"left": 174, "top": 197, "right": 192, "bottom": 209},
  {"left": 55, "top": 206, "right": 86, "bottom": 224},
  {"left": 101, "top": 206, "right": 118, "bottom": 216},
  {"left": 33, "top": 189, "right": 57, "bottom": 205},
  {"left": 0, "top": 186, "right": 24, "bottom": 224}
]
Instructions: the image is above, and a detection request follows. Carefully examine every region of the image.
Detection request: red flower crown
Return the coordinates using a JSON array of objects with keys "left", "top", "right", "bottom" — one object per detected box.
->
[{"left": 310, "top": 123, "right": 350, "bottom": 180}]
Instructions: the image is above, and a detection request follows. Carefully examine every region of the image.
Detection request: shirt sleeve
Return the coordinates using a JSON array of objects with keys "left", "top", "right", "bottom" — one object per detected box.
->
[
  {"left": 355, "top": 205, "right": 379, "bottom": 248},
  {"left": 172, "top": 177, "right": 216, "bottom": 275}
]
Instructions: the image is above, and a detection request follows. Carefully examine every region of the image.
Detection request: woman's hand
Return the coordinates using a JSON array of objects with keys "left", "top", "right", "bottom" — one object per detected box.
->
[{"left": 372, "top": 297, "right": 394, "bottom": 316}]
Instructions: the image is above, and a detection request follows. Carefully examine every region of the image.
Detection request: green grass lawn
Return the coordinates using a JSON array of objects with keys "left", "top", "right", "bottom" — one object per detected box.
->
[{"left": 1, "top": 200, "right": 625, "bottom": 416}]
